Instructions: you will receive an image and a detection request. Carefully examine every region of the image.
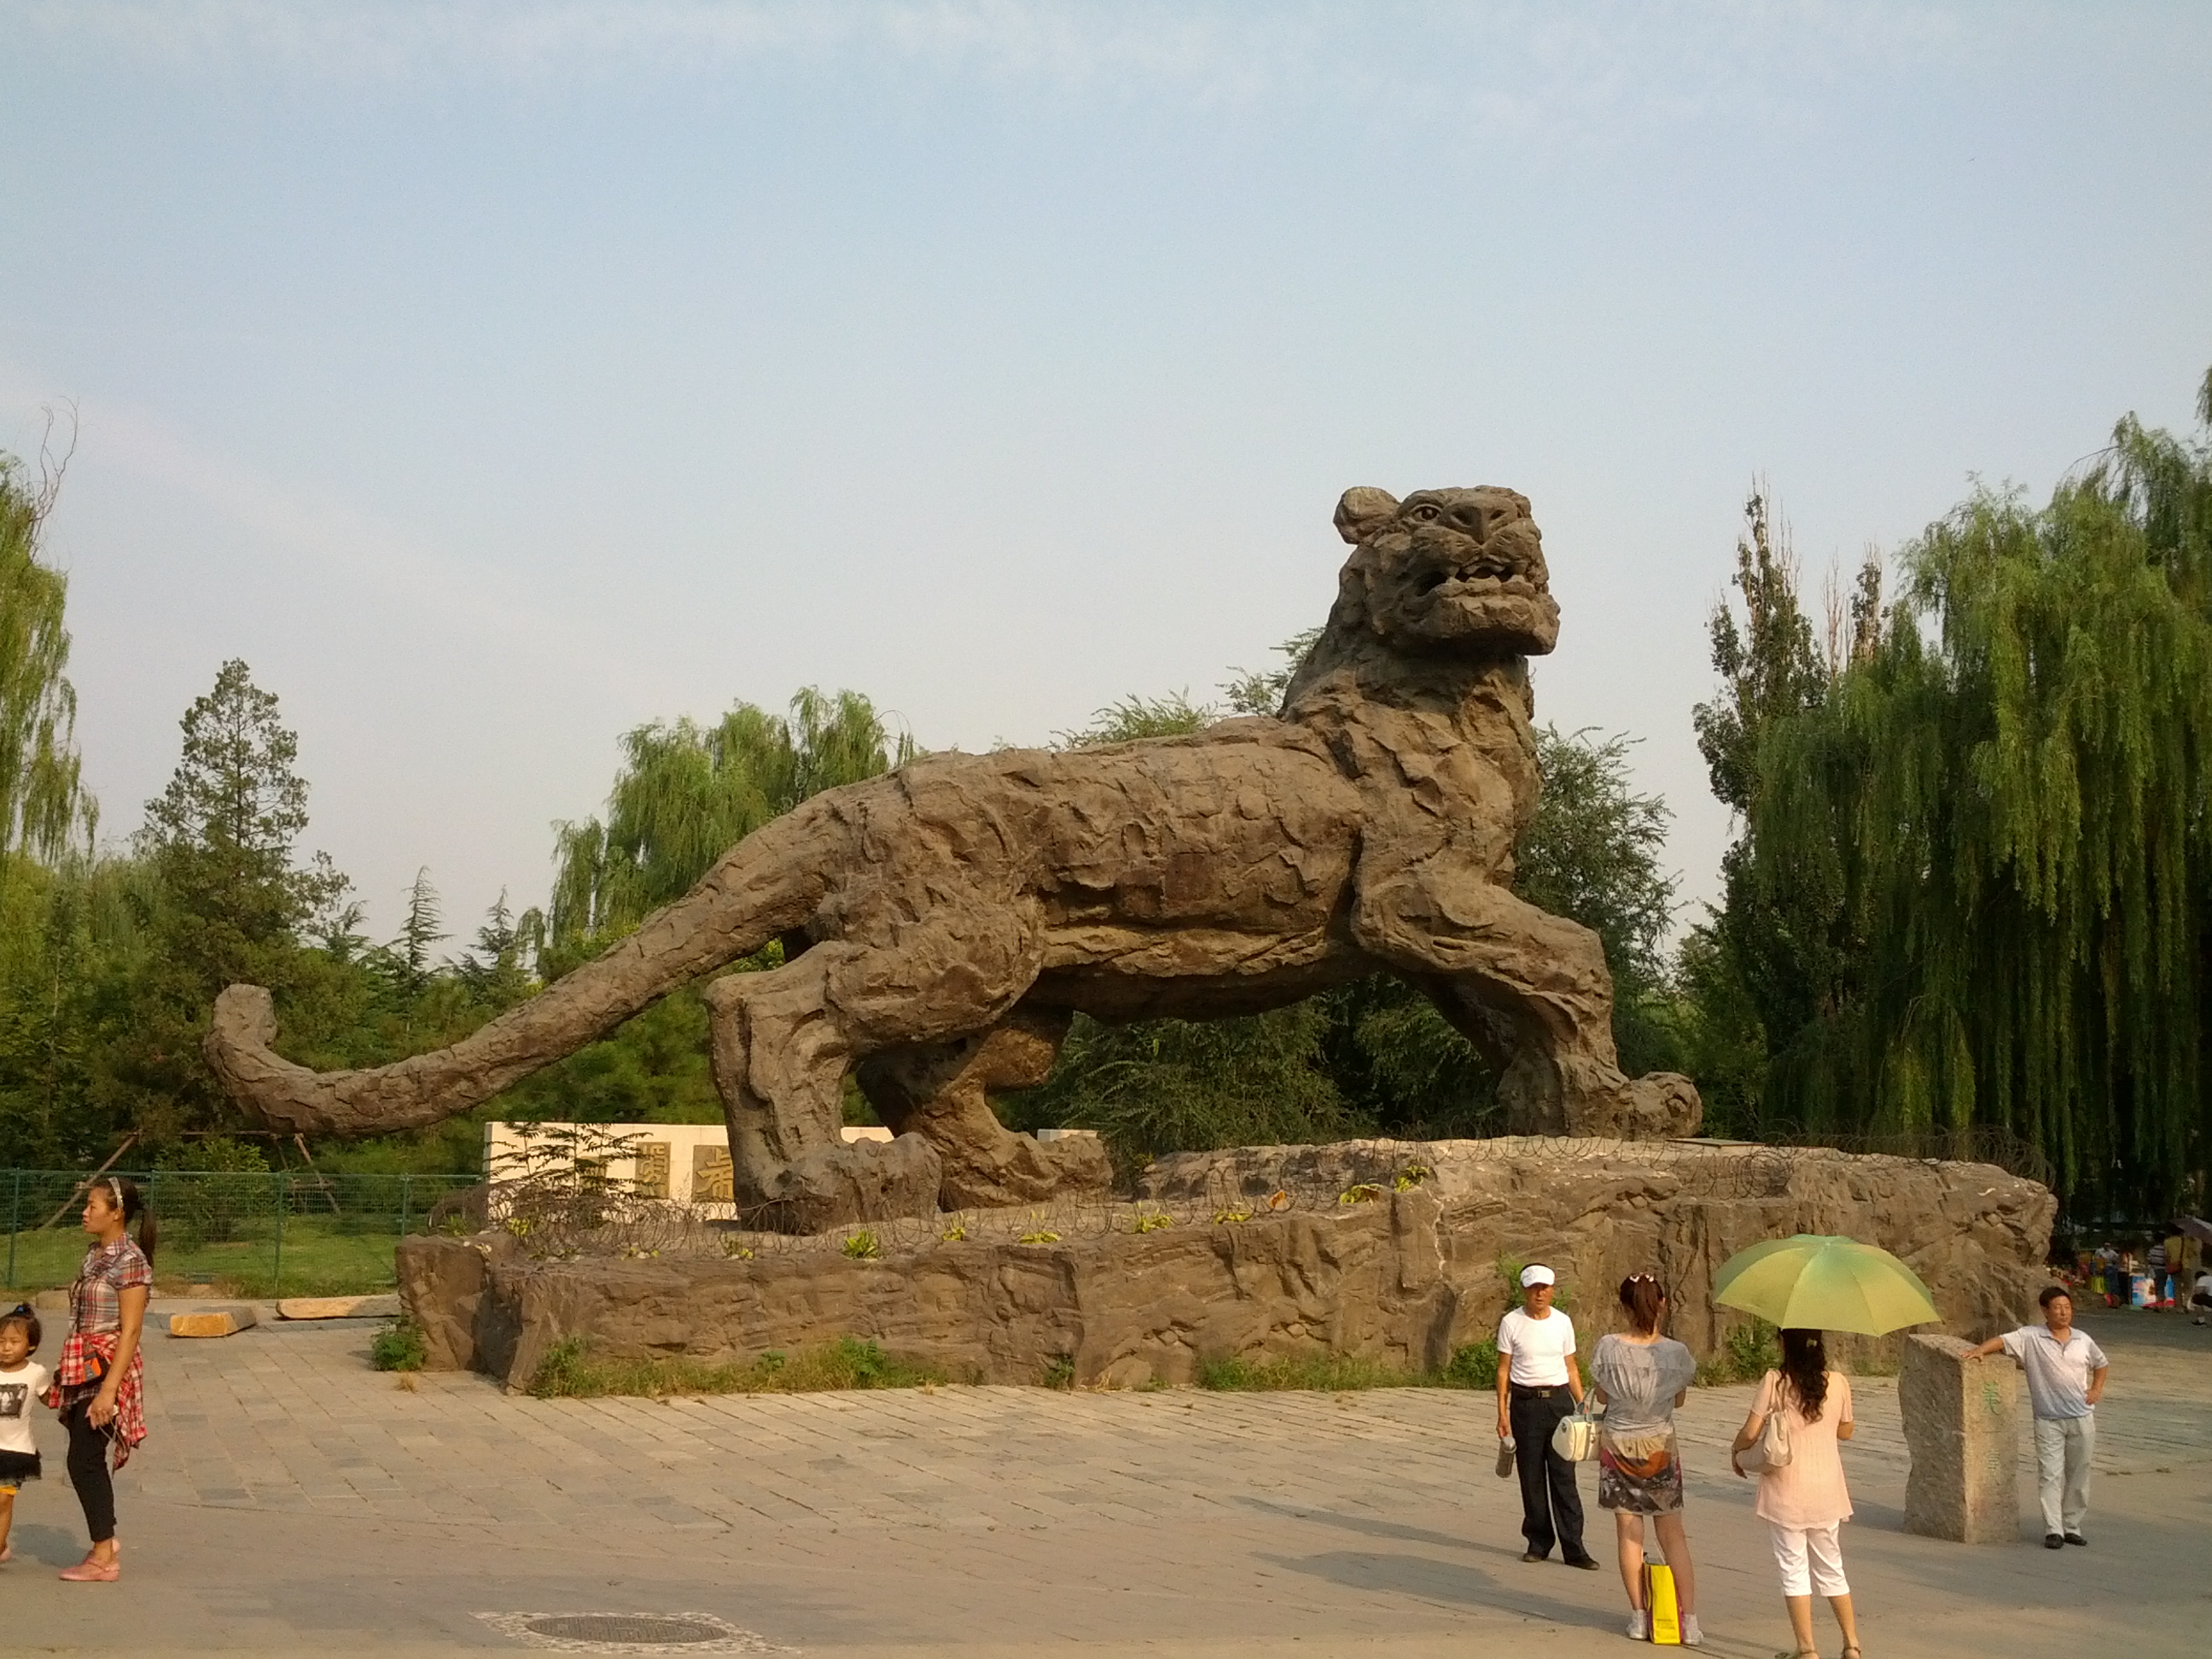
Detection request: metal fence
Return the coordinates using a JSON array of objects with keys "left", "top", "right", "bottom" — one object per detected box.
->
[
  {"left": 1755, "top": 1124, "right": 2055, "bottom": 1190},
  {"left": 0, "top": 1170, "right": 479, "bottom": 1296}
]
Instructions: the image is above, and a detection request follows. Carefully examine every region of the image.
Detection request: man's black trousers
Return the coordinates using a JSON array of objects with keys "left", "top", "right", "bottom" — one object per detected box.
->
[{"left": 1507, "top": 1383, "right": 1586, "bottom": 1559}]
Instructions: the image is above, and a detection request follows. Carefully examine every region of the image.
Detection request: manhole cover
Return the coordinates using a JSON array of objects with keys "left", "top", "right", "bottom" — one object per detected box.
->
[
  {"left": 475, "top": 1610, "right": 791, "bottom": 1654},
  {"left": 530, "top": 1618, "right": 725, "bottom": 1644}
]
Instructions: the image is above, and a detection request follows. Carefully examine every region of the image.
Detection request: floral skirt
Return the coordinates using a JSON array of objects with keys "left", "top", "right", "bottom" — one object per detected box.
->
[{"left": 1598, "top": 1428, "right": 1684, "bottom": 1515}]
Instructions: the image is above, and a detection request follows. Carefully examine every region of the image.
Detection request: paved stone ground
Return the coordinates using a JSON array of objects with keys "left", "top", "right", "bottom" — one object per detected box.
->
[{"left": 3, "top": 1307, "right": 2207, "bottom": 1657}]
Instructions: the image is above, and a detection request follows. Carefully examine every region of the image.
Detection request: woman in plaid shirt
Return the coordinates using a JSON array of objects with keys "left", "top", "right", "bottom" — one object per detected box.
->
[{"left": 46, "top": 1175, "right": 154, "bottom": 1582}]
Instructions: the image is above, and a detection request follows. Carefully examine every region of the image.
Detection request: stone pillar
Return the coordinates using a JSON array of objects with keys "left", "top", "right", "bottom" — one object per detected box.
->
[{"left": 1901, "top": 1331, "right": 2022, "bottom": 1542}]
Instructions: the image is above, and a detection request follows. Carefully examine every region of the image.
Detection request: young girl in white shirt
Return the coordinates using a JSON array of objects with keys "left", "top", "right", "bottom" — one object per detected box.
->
[{"left": 0, "top": 1303, "right": 51, "bottom": 1563}]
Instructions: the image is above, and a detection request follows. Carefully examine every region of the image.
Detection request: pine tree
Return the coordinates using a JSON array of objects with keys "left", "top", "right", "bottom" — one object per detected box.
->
[
  {"left": 393, "top": 866, "right": 446, "bottom": 998},
  {"left": 1687, "top": 485, "right": 1883, "bottom": 1134},
  {"left": 110, "top": 661, "right": 351, "bottom": 1140}
]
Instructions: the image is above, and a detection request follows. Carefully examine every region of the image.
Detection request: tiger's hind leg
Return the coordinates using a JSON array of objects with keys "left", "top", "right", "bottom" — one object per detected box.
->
[
  {"left": 856, "top": 1004, "right": 1113, "bottom": 1213},
  {"left": 702, "top": 946, "right": 942, "bottom": 1234}
]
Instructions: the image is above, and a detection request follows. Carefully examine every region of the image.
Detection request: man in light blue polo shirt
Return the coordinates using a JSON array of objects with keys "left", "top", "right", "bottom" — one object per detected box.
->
[{"left": 1968, "top": 1286, "right": 2110, "bottom": 1548}]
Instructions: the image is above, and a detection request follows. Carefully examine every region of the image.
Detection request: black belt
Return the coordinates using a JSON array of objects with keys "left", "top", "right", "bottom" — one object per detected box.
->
[{"left": 1511, "top": 1383, "right": 1569, "bottom": 1399}]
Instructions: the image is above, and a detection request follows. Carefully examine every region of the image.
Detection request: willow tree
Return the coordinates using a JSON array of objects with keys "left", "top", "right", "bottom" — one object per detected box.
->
[
  {"left": 0, "top": 455, "right": 91, "bottom": 867},
  {"left": 1745, "top": 371, "right": 2212, "bottom": 1208},
  {"left": 548, "top": 687, "right": 913, "bottom": 944}
]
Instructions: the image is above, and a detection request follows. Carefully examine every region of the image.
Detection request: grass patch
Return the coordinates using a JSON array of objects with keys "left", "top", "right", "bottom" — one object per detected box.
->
[
  {"left": 1198, "top": 1340, "right": 1500, "bottom": 1394},
  {"left": 527, "top": 1335, "right": 946, "bottom": 1400},
  {"left": 3, "top": 1217, "right": 409, "bottom": 1298},
  {"left": 1200, "top": 1353, "right": 1417, "bottom": 1391},
  {"left": 370, "top": 1318, "right": 428, "bottom": 1372}
]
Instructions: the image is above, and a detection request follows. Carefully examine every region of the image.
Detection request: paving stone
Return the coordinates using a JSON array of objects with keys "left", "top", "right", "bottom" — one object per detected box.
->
[{"left": 7, "top": 1307, "right": 2205, "bottom": 1657}]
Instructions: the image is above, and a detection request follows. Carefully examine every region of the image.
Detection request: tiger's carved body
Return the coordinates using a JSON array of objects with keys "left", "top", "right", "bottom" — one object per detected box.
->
[{"left": 207, "top": 486, "right": 1699, "bottom": 1231}]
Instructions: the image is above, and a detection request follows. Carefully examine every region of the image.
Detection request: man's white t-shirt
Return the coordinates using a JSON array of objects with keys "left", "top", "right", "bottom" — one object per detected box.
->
[
  {"left": 0, "top": 1362, "right": 49, "bottom": 1456},
  {"left": 1498, "top": 1307, "right": 1577, "bottom": 1388}
]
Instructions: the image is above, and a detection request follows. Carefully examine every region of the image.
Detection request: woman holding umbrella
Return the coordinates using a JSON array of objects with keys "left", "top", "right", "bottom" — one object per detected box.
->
[
  {"left": 1715, "top": 1234, "right": 1941, "bottom": 1659},
  {"left": 1731, "top": 1330, "right": 1860, "bottom": 1659}
]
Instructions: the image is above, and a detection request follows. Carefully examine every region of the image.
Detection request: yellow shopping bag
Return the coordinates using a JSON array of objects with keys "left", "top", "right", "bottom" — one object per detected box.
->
[{"left": 1642, "top": 1563, "right": 1680, "bottom": 1644}]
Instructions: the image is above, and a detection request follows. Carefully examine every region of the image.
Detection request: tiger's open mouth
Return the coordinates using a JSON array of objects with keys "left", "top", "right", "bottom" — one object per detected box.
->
[{"left": 1418, "top": 557, "right": 1518, "bottom": 593}]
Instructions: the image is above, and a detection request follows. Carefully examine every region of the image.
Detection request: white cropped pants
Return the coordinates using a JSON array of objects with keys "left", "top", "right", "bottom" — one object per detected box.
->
[{"left": 1767, "top": 1520, "right": 1848, "bottom": 1598}]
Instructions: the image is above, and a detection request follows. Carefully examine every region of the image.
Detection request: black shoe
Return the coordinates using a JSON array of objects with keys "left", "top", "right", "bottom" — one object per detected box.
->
[
  {"left": 1522, "top": 1550, "right": 1549, "bottom": 1563},
  {"left": 2064, "top": 1534, "right": 2087, "bottom": 1546},
  {"left": 1563, "top": 1553, "right": 1602, "bottom": 1570},
  {"left": 2044, "top": 1534, "right": 2064, "bottom": 1549}
]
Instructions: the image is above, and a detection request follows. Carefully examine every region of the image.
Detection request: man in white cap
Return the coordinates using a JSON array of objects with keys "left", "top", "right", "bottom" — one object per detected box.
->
[{"left": 1496, "top": 1263, "right": 1596, "bottom": 1568}]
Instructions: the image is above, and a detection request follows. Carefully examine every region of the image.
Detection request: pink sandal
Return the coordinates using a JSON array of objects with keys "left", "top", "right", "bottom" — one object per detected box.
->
[{"left": 59, "top": 1554, "right": 119, "bottom": 1582}]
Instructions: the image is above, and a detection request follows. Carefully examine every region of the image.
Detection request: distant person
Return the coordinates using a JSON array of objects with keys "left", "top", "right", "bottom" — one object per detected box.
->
[
  {"left": 45, "top": 1176, "right": 154, "bottom": 1582},
  {"left": 0, "top": 1303, "right": 49, "bottom": 1563},
  {"left": 1968, "top": 1285, "right": 2110, "bottom": 1546},
  {"left": 2146, "top": 1237, "right": 2168, "bottom": 1306},
  {"left": 1495, "top": 1264, "right": 1598, "bottom": 1569},
  {"left": 2095, "top": 1243, "right": 2122, "bottom": 1308},
  {"left": 2192, "top": 1267, "right": 2212, "bottom": 1326},
  {"left": 1588, "top": 1274, "right": 1703, "bottom": 1644},
  {"left": 1731, "top": 1329, "right": 1860, "bottom": 1659}
]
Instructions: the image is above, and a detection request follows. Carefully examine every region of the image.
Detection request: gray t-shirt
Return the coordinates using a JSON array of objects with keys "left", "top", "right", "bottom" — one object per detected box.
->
[
  {"left": 1589, "top": 1334, "right": 1697, "bottom": 1435},
  {"left": 1999, "top": 1324, "right": 2109, "bottom": 1420}
]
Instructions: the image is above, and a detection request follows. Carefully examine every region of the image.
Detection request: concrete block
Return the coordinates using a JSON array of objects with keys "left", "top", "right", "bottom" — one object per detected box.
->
[
  {"left": 1902, "top": 1330, "right": 2021, "bottom": 1542},
  {"left": 276, "top": 1294, "right": 402, "bottom": 1320},
  {"left": 167, "top": 1305, "right": 259, "bottom": 1338}
]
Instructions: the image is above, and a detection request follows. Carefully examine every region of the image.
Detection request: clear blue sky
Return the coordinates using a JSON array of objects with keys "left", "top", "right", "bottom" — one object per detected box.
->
[{"left": 4, "top": 2, "right": 2208, "bottom": 944}]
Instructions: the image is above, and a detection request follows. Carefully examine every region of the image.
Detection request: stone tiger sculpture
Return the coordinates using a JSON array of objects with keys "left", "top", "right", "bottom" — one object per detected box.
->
[{"left": 207, "top": 485, "right": 1699, "bottom": 1230}]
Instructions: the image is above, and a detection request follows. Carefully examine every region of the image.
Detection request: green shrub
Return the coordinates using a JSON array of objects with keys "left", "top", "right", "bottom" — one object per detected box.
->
[
  {"left": 841, "top": 1230, "right": 882, "bottom": 1260},
  {"left": 154, "top": 1138, "right": 275, "bottom": 1244},
  {"left": 527, "top": 1336, "right": 944, "bottom": 1399},
  {"left": 1441, "top": 1339, "right": 1499, "bottom": 1390},
  {"left": 370, "top": 1319, "right": 428, "bottom": 1372},
  {"left": 1697, "top": 1318, "right": 1781, "bottom": 1386},
  {"left": 1040, "top": 1355, "right": 1077, "bottom": 1389}
]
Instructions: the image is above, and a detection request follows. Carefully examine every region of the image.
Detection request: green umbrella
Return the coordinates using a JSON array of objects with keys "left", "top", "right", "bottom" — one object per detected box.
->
[{"left": 1714, "top": 1234, "right": 1941, "bottom": 1335}]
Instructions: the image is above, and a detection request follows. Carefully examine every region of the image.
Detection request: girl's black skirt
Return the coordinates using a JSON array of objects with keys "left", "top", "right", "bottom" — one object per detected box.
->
[{"left": 0, "top": 1448, "right": 42, "bottom": 1487}]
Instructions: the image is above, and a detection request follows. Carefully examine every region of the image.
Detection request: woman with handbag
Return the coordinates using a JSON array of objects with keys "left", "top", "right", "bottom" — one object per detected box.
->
[
  {"left": 45, "top": 1175, "right": 154, "bottom": 1582},
  {"left": 1589, "top": 1274, "right": 1703, "bottom": 1644},
  {"left": 1730, "top": 1328, "right": 1860, "bottom": 1659}
]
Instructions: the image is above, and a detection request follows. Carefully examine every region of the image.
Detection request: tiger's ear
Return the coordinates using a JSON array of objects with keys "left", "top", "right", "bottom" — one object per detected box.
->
[{"left": 1333, "top": 487, "right": 1400, "bottom": 544}]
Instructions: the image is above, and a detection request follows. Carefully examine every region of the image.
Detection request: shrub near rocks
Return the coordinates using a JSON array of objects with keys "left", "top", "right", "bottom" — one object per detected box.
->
[{"left": 370, "top": 1319, "right": 428, "bottom": 1372}]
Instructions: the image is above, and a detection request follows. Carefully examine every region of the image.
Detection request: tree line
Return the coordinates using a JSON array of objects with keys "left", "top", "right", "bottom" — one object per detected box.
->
[{"left": 2, "top": 370, "right": 2207, "bottom": 1213}]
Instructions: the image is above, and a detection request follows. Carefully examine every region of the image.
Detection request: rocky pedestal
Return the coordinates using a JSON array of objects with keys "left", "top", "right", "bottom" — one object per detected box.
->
[
  {"left": 400, "top": 1138, "right": 2056, "bottom": 1393},
  {"left": 1901, "top": 1331, "right": 2023, "bottom": 1542}
]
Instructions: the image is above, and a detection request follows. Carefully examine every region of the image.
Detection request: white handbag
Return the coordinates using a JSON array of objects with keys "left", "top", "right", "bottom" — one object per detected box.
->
[
  {"left": 1551, "top": 1403, "right": 1602, "bottom": 1463},
  {"left": 1736, "top": 1377, "right": 1794, "bottom": 1475}
]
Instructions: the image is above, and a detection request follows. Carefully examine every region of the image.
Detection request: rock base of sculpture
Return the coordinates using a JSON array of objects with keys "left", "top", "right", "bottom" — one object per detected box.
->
[
  {"left": 738, "top": 1134, "right": 946, "bottom": 1236},
  {"left": 401, "top": 1138, "right": 2054, "bottom": 1393},
  {"left": 1901, "top": 1331, "right": 2023, "bottom": 1543}
]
